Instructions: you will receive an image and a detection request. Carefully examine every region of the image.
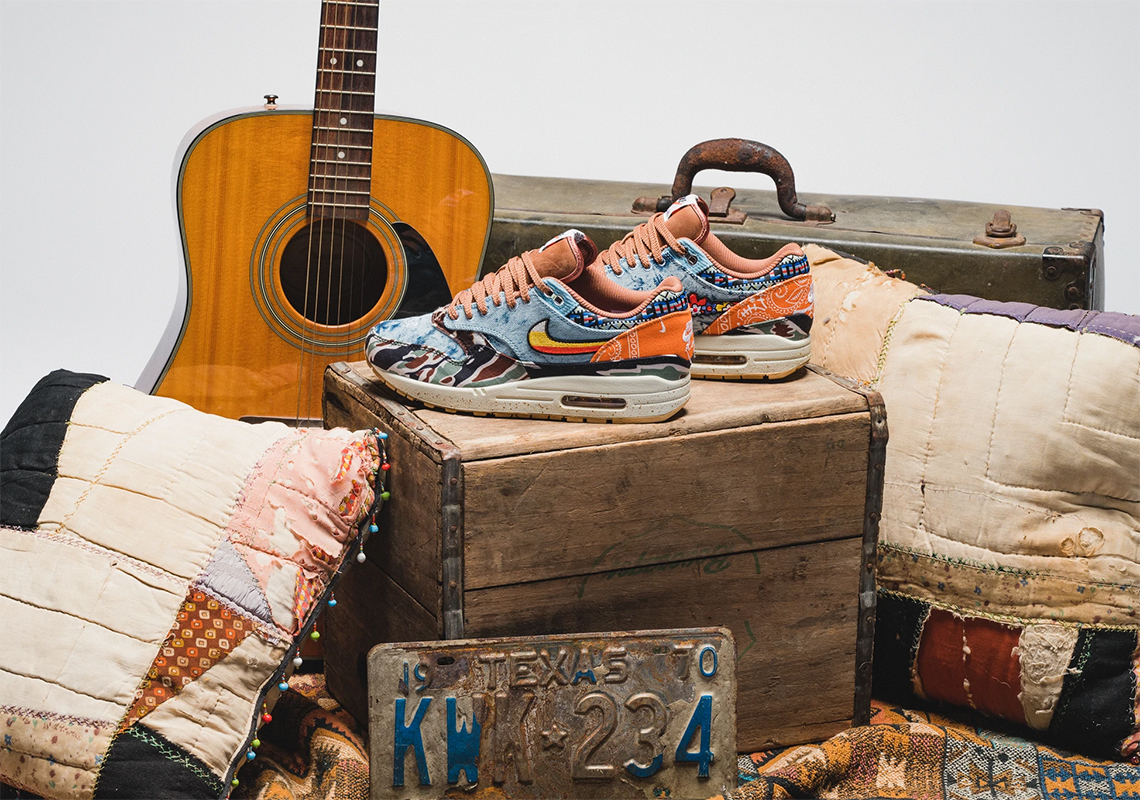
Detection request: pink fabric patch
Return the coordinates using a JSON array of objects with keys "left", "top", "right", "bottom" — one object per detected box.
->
[{"left": 212, "top": 429, "right": 378, "bottom": 635}]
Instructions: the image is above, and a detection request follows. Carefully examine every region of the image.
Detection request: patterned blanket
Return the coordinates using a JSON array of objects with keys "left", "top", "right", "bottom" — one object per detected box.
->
[{"left": 227, "top": 676, "right": 1136, "bottom": 800}]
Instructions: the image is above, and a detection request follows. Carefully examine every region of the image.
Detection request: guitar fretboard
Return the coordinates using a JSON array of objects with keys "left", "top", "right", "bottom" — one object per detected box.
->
[{"left": 308, "top": 0, "right": 379, "bottom": 221}]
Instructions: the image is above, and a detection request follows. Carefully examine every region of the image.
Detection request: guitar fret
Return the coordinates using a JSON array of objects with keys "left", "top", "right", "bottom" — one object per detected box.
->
[
  {"left": 322, "top": 23, "right": 374, "bottom": 30},
  {"left": 317, "top": 67, "right": 372, "bottom": 75},
  {"left": 312, "top": 158, "right": 371, "bottom": 166},
  {"left": 315, "top": 89, "right": 374, "bottom": 97},
  {"left": 317, "top": 47, "right": 374, "bottom": 54},
  {"left": 312, "top": 124, "right": 373, "bottom": 132},
  {"left": 310, "top": 188, "right": 372, "bottom": 196},
  {"left": 313, "top": 142, "right": 373, "bottom": 151},
  {"left": 309, "top": 200, "right": 370, "bottom": 207}
]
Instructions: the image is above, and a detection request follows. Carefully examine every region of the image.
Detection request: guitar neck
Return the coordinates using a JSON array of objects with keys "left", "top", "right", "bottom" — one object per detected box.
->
[{"left": 308, "top": 0, "right": 379, "bottom": 221}]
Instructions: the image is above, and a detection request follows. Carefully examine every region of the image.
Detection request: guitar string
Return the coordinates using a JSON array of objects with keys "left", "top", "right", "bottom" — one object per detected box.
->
[
  {"left": 335, "top": 0, "right": 354, "bottom": 362},
  {"left": 335, "top": 0, "right": 358, "bottom": 372},
  {"left": 312, "top": 0, "right": 342, "bottom": 422},
  {"left": 347, "top": 3, "right": 377, "bottom": 371},
  {"left": 311, "top": 0, "right": 346, "bottom": 423},
  {"left": 296, "top": 0, "right": 332, "bottom": 425}
]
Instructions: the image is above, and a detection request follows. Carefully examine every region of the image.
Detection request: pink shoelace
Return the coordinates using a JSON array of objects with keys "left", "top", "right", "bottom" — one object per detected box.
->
[
  {"left": 597, "top": 213, "right": 692, "bottom": 275},
  {"left": 446, "top": 251, "right": 553, "bottom": 320}
]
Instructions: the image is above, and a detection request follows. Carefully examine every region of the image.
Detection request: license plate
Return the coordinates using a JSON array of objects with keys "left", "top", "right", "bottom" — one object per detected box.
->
[{"left": 368, "top": 628, "right": 736, "bottom": 799}]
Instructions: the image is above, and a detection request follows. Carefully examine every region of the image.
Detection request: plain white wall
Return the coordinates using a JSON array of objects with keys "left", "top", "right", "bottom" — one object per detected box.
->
[{"left": 2, "top": 0, "right": 1137, "bottom": 425}]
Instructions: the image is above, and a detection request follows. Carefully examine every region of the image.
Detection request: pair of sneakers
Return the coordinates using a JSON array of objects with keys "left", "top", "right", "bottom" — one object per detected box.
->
[{"left": 365, "top": 195, "right": 813, "bottom": 423}]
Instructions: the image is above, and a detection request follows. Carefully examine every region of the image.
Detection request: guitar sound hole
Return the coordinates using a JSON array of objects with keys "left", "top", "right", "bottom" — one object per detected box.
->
[{"left": 279, "top": 219, "right": 387, "bottom": 326}]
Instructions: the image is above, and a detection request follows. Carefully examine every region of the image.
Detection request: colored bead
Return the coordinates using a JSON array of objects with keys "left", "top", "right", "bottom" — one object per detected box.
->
[
  {"left": 378, "top": 432, "right": 388, "bottom": 439},
  {"left": 262, "top": 713, "right": 272, "bottom": 723},
  {"left": 369, "top": 524, "right": 379, "bottom": 534},
  {"left": 246, "top": 751, "right": 256, "bottom": 760},
  {"left": 252, "top": 738, "right": 261, "bottom": 749},
  {"left": 232, "top": 778, "right": 240, "bottom": 787},
  {"left": 328, "top": 598, "right": 337, "bottom": 608},
  {"left": 356, "top": 552, "right": 366, "bottom": 563},
  {"left": 278, "top": 681, "right": 289, "bottom": 691},
  {"left": 381, "top": 463, "right": 390, "bottom": 471},
  {"left": 293, "top": 656, "right": 303, "bottom": 668},
  {"left": 310, "top": 630, "right": 320, "bottom": 641},
  {"left": 381, "top": 491, "right": 391, "bottom": 501}
]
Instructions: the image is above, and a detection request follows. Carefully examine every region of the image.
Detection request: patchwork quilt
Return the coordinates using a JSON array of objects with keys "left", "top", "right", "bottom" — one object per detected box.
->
[
  {"left": 806, "top": 245, "right": 1140, "bottom": 761},
  {"left": 0, "top": 371, "right": 385, "bottom": 799}
]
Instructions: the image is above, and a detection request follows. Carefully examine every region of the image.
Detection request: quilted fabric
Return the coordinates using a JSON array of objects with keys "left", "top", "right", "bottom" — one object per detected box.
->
[
  {"left": 870, "top": 295, "right": 1140, "bottom": 759},
  {"left": 804, "top": 243, "right": 925, "bottom": 384},
  {"left": 0, "top": 371, "right": 386, "bottom": 799}
]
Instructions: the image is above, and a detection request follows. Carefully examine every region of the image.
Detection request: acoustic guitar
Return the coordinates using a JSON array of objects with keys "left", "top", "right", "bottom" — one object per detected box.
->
[{"left": 140, "top": 0, "right": 493, "bottom": 422}]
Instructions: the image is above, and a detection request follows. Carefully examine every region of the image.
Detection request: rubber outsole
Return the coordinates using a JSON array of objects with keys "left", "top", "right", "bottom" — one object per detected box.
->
[
  {"left": 691, "top": 333, "right": 812, "bottom": 380},
  {"left": 372, "top": 367, "right": 691, "bottom": 423}
]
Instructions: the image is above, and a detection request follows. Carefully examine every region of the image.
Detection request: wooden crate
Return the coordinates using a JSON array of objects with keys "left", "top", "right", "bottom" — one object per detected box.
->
[{"left": 322, "top": 361, "right": 884, "bottom": 751}]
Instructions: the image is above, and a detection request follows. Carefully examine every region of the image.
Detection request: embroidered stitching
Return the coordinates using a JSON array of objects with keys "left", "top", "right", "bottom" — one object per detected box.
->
[
  {"left": 54, "top": 409, "right": 178, "bottom": 536},
  {"left": 123, "top": 725, "right": 223, "bottom": 793},
  {"left": 878, "top": 541, "right": 1137, "bottom": 590},
  {"left": 878, "top": 588, "right": 1138, "bottom": 632},
  {"left": 870, "top": 290, "right": 924, "bottom": 390},
  {"left": 0, "top": 705, "right": 113, "bottom": 729},
  {"left": 4, "top": 528, "right": 179, "bottom": 585}
]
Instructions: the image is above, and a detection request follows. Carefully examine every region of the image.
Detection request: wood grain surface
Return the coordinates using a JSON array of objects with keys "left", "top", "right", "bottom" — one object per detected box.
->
[
  {"left": 463, "top": 537, "right": 863, "bottom": 751},
  {"left": 463, "top": 413, "right": 869, "bottom": 588},
  {"left": 324, "top": 555, "right": 437, "bottom": 726},
  {"left": 340, "top": 360, "right": 867, "bottom": 460}
]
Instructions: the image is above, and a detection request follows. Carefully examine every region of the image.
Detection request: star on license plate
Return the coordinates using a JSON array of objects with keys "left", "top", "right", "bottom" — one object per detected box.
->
[{"left": 369, "top": 628, "right": 736, "bottom": 799}]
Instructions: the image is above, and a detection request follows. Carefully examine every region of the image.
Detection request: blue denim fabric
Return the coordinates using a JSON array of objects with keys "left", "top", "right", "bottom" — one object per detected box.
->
[
  {"left": 368, "top": 278, "right": 688, "bottom": 371},
  {"left": 369, "top": 310, "right": 465, "bottom": 360},
  {"left": 437, "top": 281, "right": 621, "bottom": 365}
]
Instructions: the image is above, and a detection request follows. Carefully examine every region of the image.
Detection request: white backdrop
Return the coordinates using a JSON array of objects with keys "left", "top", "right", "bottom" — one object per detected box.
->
[{"left": 2, "top": 0, "right": 1137, "bottom": 425}]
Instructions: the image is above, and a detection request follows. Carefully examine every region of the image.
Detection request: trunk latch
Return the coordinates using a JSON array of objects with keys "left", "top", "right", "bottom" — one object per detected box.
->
[{"left": 973, "top": 209, "right": 1026, "bottom": 248}]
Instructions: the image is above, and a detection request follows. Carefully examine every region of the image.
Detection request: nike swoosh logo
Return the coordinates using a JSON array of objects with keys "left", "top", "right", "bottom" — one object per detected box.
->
[{"left": 528, "top": 320, "right": 609, "bottom": 355}]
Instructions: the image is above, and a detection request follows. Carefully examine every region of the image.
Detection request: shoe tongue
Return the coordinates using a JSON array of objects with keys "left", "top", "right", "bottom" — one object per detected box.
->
[
  {"left": 531, "top": 229, "right": 598, "bottom": 282},
  {"left": 662, "top": 194, "right": 710, "bottom": 244}
]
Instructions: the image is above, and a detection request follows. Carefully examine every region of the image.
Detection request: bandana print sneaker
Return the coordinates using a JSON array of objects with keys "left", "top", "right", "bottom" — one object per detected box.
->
[
  {"left": 593, "top": 195, "right": 813, "bottom": 379},
  {"left": 365, "top": 231, "right": 694, "bottom": 422}
]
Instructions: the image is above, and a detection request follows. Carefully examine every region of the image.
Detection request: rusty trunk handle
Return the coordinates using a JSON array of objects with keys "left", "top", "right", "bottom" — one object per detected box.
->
[{"left": 653, "top": 138, "right": 834, "bottom": 222}]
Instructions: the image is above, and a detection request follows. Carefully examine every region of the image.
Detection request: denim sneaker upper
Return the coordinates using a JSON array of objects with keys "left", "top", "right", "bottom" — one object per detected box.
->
[
  {"left": 366, "top": 230, "right": 693, "bottom": 391},
  {"left": 593, "top": 195, "right": 813, "bottom": 341}
]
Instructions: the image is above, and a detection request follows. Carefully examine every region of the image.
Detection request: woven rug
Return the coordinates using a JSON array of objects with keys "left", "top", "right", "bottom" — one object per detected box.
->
[
  {"left": 231, "top": 674, "right": 367, "bottom": 800},
  {"left": 232, "top": 678, "right": 1137, "bottom": 800},
  {"left": 725, "top": 701, "right": 1137, "bottom": 800}
]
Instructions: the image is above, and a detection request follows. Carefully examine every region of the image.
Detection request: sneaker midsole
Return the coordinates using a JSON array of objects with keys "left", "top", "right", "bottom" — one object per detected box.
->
[{"left": 375, "top": 369, "right": 690, "bottom": 420}]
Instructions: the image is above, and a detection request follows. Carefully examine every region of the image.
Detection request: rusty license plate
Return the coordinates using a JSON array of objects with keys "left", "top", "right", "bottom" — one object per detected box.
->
[{"left": 369, "top": 628, "right": 736, "bottom": 799}]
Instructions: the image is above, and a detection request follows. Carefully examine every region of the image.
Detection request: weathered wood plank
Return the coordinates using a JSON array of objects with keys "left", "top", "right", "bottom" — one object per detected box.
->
[
  {"left": 341, "top": 361, "right": 867, "bottom": 461},
  {"left": 326, "top": 364, "right": 445, "bottom": 613},
  {"left": 463, "top": 413, "right": 869, "bottom": 589},
  {"left": 324, "top": 556, "right": 438, "bottom": 726},
  {"left": 463, "top": 537, "right": 862, "bottom": 751}
]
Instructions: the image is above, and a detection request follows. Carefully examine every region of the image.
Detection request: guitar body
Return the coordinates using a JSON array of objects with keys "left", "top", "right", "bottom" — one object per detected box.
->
[{"left": 148, "top": 109, "right": 493, "bottom": 420}]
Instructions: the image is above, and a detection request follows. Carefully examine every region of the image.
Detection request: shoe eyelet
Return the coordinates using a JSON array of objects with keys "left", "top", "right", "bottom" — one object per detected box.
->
[
  {"left": 552, "top": 294, "right": 564, "bottom": 305},
  {"left": 687, "top": 255, "right": 700, "bottom": 265}
]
